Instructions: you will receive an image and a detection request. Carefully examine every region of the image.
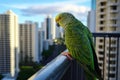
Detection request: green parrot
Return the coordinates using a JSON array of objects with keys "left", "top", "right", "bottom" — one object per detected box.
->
[{"left": 55, "top": 13, "right": 102, "bottom": 80}]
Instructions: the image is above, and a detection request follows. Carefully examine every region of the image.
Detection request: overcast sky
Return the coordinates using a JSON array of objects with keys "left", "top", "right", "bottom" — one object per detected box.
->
[{"left": 0, "top": 0, "right": 91, "bottom": 26}]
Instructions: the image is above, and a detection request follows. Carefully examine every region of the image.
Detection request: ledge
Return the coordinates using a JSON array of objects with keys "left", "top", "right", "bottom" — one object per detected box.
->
[{"left": 28, "top": 50, "right": 71, "bottom": 80}]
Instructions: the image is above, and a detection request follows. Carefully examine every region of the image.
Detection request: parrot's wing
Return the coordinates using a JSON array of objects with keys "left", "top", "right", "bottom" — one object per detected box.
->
[
  {"left": 66, "top": 26, "right": 102, "bottom": 79},
  {"left": 66, "top": 29, "right": 97, "bottom": 78},
  {"left": 66, "top": 27, "right": 94, "bottom": 67},
  {"left": 85, "top": 27, "right": 102, "bottom": 78}
]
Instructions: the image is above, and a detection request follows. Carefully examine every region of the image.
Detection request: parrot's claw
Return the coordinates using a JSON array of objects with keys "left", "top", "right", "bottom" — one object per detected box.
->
[{"left": 62, "top": 52, "right": 73, "bottom": 60}]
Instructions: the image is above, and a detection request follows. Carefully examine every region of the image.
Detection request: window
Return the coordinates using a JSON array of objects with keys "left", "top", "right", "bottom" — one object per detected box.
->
[
  {"left": 100, "top": 21, "right": 104, "bottom": 24},
  {"left": 109, "top": 54, "right": 116, "bottom": 58},
  {"left": 100, "top": 15, "right": 104, "bottom": 18},
  {"left": 99, "top": 63, "right": 102, "bottom": 66},
  {"left": 99, "top": 45, "right": 103, "bottom": 48},
  {"left": 110, "top": 67, "right": 116, "bottom": 71},
  {"left": 99, "top": 39, "right": 103, "bottom": 42},
  {"left": 98, "top": 51, "right": 104, "bottom": 55},
  {"left": 100, "top": 8, "right": 104, "bottom": 12},
  {"left": 110, "top": 5, "right": 117, "bottom": 10},
  {"left": 108, "top": 73, "right": 115, "bottom": 78},
  {"left": 99, "top": 27, "right": 104, "bottom": 30},
  {"left": 99, "top": 57, "right": 104, "bottom": 60},
  {"left": 100, "top": 2, "right": 106, "bottom": 6}
]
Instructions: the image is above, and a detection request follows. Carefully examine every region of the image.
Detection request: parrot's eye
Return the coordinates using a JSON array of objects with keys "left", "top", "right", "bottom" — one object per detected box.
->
[{"left": 56, "top": 17, "right": 61, "bottom": 22}]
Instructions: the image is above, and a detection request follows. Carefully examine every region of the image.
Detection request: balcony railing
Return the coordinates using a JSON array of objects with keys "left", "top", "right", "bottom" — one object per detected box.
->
[
  {"left": 93, "top": 33, "right": 120, "bottom": 80},
  {"left": 28, "top": 50, "right": 85, "bottom": 80},
  {"left": 28, "top": 33, "right": 120, "bottom": 80}
]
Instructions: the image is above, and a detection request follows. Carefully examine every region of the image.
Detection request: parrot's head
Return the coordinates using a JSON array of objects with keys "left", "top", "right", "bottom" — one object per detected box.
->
[{"left": 55, "top": 12, "right": 75, "bottom": 28}]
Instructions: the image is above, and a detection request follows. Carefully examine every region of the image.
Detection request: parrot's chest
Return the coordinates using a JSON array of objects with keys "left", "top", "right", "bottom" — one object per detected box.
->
[{"left": 65, "top": 29, "right": 83, "bottom": 46}]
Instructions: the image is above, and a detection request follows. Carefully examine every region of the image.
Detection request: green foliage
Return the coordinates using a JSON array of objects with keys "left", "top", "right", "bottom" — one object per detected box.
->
[
  {"left": 42, "top": 45, "right": 55, "bottom": 59},
  {"left": 0, "top": 74, "right": 3, "bottom": 80},
  {"left": 17, "top": 63, "right": 43, "bottom": 80}
]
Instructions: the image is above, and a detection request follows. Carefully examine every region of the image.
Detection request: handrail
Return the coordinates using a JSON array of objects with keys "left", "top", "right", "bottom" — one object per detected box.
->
[{"left": 28, "top": 50, "right": 71, "bottom": 80}]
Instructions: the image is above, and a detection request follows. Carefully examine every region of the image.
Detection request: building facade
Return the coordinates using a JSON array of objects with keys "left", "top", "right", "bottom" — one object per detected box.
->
[
  {"left": 19, "top": 21, "right": 39, "bottom": 63},
  {"left": 0, "top": 10, "right": 19, "bottom": 77},
  {"left": 96, "top": 0, "right": 120, "bottom": 80}
]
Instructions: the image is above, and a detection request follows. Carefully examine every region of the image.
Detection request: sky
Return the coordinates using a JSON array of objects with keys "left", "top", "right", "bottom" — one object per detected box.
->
[{"left": 0, "top": 0, "right": 91, "bottom": 27}]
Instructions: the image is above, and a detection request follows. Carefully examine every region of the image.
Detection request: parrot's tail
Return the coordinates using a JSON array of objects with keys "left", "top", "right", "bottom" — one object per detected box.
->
[{"left": 85, "top": 71, "right": 97, "bottom": 80}]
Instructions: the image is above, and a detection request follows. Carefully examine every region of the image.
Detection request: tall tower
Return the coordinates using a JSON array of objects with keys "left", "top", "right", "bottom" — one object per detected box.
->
[
  {"left": 87, "top": 0, "right": 96, "bottom": 32},
  {"left": 96, "top": 0, "right": 120, "bottom": 79},
  {"left": 0, "top": 10, "right": 19, "bottom": 77},
  {"left": 46, "top": 15, "right": 53, "bottom": 40},
  {"left": 91, "top": 0, "right": 96, "bottom": 10},
  {"left": 19, "top": 21, "right": 39, "bottom": 63}
]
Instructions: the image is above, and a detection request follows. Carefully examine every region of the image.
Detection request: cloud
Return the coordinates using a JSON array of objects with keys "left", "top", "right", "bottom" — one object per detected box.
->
[
  {"left": 1, "top": 0, "right": 90, "bottom": 24},
  {"left": 20, "top": 3, "right": 90, "bottom": 23}
]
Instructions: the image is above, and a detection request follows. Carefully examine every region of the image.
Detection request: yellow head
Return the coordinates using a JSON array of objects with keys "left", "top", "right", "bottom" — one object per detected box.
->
[{"left": 55, "top": 12, "right": 75, "bottom": 28}]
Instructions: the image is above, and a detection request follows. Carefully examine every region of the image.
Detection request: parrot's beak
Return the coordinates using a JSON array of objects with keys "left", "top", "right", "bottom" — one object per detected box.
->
[{"left": 56, "top": 23, "right": 60, "bottom": 27}]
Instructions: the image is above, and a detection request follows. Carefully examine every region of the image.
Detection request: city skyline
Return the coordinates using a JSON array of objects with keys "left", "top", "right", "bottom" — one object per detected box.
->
[{"left": 0, "top": 0, "right": 91, "bottom": 26}]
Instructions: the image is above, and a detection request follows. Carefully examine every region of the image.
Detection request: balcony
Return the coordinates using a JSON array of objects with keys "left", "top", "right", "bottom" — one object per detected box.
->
[
  {"left": 28, "top": 50, "right": 85, "bottom": 80},
  {"left": 29, "top": 33, "right": 120, "bottom": 80}
]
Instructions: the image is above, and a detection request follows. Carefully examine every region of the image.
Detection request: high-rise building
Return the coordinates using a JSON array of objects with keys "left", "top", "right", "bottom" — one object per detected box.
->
[
  {"left": 41, "top": 15, "right": 62, "bottom": 40},
  {"left": 87, "top": 0, "right": 96, "bottom": 32},
  {"left": 45, "top": 15, "right": 53, "bottom": 40},
  {"left": 19, "top": 21, "right": 39, "bottom": 63},
  {"left": 38, "top": 29, "right": 44, "bottom": 61},
  {"left": 96, "top": 0, "right": 120, "bottom": 80},
  {"left": 91, "top": 0, "right": 96, "bottom": 10},
  {"left": 0, "top": 10, "right": 19, "bottom": 77}
]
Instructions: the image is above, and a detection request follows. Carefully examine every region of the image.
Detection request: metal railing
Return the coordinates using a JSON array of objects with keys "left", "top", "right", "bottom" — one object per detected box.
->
[
  {"left": 28, "top": 50, "right": 85, "bottom": 80},
  {"left": 28, "top": 33, "right": 120, "bottom": 80},
  {"left": 93, "top": 33, "right": 120, "bottom": 80}
]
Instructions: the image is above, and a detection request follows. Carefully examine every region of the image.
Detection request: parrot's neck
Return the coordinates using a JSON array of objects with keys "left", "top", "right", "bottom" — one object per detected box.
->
[{"left": 64, "top": 19, "right": 84, "bottom": 30}]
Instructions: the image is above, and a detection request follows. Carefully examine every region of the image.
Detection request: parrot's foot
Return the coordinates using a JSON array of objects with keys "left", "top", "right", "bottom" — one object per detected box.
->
[{"left": 62, "top": 52, "right": 73, "bottom": 60}]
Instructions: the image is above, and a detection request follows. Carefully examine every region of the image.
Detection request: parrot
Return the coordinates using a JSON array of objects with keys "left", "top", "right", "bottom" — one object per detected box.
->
[{"left": 55, "top": 12, "right": 102, "bottom": 80}]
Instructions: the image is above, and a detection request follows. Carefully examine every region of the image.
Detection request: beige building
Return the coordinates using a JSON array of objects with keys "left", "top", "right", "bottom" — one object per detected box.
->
[
  {"left": 19, "top": 21, "right": 39, "bottom": 63},
  {"left": 96, "top": 0, "right": 120, "bottom": 80},
  {"left": 0, "top": 10, "right": 19, "bottom": 77}
]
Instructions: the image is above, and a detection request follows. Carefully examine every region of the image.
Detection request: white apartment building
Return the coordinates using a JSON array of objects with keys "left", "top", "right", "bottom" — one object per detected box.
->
[
  {"left": 19, "top": 21, "right": 39, "bottom": 63},
  {"left": 96, "top": 0, "right": 120, "bottom": 80},
  {"left": 38, "top": 29, "right": 44, "bottom": 61},
  {"left": 0, "top": 10, "right": 19, "bottom": 77},
  {"left": 87, "top": 10, "right": 96, "bottom": 32},
  {"left": 41, "top": 15, "right": 61, "bottom": 40}
]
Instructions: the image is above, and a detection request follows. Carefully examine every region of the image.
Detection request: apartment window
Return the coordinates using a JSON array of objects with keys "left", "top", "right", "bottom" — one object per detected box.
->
[
  {"left": 99, "top": 39, "right": 103, "bottom": 42},
  {"left": 110, "top": 5, "right": 117, "bottom": 10},
  {"left": 99, "top": 57, "right": 103, "bottom": 60},
  {"left": 98, "top": 51, "right": 104, "bottom": 55},
  {"left": 99, "top": 45, "right": 103, "bottom": 49},
  {"left": 111, "top": 40, "right": 116, "bottom": 44},
  {"left": 100, "top": 8, "right": 104, "bottom": 12},
  {"left": 100, "top": 21, "right": 104, "bottom": 24},
  {"left": 100, "top": 2, "right": 106, "bottom": 6},
  {"left": 111, "top": 47, "right": 116, "bottom": 51},
  {"left": 110, "top": 54, "right": 116, "bottom": 58},
  {"left": 110, "top": 67, "right": 116, "bottom": 71},
  {"left": 108, "top": 73, "right": 115, "bottom": 78},
  {"left": 110, "top": 27, "right": 116, "bottom": 31},
  {"left": 112, "top": 20, "right": 117, "bottom": 24},
  {"left": 100, "top": 15, "right": 104, "bottom": 18},
  {"left": 99, "top": 27, "right": 104, "bottom": 30},
  {"left": 107, "top": 47, "right": 116, "bottom": 51},
  {"left": 99, "top": 63, "right": 102, "bottom": 66}
]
